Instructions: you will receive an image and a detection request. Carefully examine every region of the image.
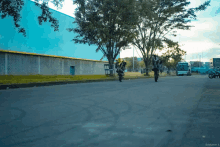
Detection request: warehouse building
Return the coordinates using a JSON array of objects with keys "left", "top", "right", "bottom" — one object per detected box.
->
[
  {"left": 0, "top": 49, "right": 115, "bottom": 75},
  {"left": 0, "top": 0, "right": 118, "bottom": 75}
]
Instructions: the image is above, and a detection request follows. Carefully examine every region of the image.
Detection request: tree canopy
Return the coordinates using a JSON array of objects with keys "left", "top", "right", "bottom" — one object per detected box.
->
[
  {"left": 0, "top": 0, "right": 63, "bottom": 37},
  {"left": 67, "top": 0, "right": 140, "bottom": 73},
  {"left": 160, "top": 43, "right": 186, "bottom": 70},
  {"left": 130, "top": 0, "right": 211, "bottom": 75}
]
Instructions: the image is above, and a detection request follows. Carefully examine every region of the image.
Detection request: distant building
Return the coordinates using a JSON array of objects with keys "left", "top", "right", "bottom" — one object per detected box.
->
[
  {"left": 190, "top": 61, "right": 204, "bottom": 67},
  {"left": 0, "top": 50, "right": 110, "bottom": 75},
  {"left": 210, "top": 58, "right": 220, "bottom": 69},
  {"left": 190, "top": 61, "right": 195, "bottom": 65},
  {"left": 204, "top": 62, "right": 210, "bottom": 69}
]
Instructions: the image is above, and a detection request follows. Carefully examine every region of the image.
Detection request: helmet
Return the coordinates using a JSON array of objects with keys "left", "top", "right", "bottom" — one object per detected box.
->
[{"left": 118, "top": 58, "right": 123, "bottom": 63}]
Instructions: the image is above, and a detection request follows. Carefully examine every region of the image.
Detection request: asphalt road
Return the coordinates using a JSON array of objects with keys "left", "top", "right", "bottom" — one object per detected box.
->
[{"left": 0, "top": 75, "right": 220, "bottom": 147}]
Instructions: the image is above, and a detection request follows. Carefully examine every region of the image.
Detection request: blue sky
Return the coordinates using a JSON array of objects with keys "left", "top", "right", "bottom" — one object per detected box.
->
[{"left": 13, "top": 0, "right": 220, "bottom": 62}]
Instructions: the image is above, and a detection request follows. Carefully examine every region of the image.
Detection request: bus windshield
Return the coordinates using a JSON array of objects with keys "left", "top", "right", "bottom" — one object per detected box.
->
[{"left": 177, "top": 63, "right": 188, "bottom": 71}]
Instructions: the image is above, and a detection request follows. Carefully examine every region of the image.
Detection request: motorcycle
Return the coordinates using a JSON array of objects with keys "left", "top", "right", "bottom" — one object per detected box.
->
[
  {"left": 116, "top": 61, "right": 126, "bottom": 82},
  {"left": 208, "top": 70, "right": 214, "bottom": 79},
  {"left": 153, "top": 68, "right": 159, "bottom": 82},
  {"left": 152, "top": 55, "right": 162, "bottom": 82},
  {"left": 208, "top": 70, "right": 219, "bottom": 79},
  {"left": 117, "top": 69, "right": 124, "bottom": 82}
]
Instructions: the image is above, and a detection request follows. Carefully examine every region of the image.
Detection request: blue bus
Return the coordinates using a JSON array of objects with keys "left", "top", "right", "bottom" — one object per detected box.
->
[{"left": 176, "top": 62, "right": 191, "bottom": 76}]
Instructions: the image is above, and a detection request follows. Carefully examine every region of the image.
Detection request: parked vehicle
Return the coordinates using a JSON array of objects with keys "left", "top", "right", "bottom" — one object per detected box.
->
[
  {"left": 208, "top": 69, "right": 220, "bottom": 79},
  {"left": 208, "top": 70, "right": 215, "bottom": 79}
]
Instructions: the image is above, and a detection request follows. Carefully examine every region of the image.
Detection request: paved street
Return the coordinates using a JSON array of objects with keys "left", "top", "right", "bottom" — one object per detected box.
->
[{"left": 0, "top": 75, "right": 220, "bottom": 147}]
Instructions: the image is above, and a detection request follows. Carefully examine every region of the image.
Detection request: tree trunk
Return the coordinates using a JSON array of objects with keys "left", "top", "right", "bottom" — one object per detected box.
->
[
  {"left": 167, "top": 68, "right": 171, "bottom": 75},
  {"left": 145, "top": 68, "right": 149, "bottom": 76},
  {"left": 144, "top": 59, "right": 150, "bottom": 76},
  {"left": 108, "top": 58, "right": 114, "bottom": 76}
]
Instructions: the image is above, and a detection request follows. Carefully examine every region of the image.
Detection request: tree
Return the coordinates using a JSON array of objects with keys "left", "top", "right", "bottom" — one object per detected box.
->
[
  {"left": 139, "top": 60, "right": 145, "bottom": 69},
  {"left": 124, "top": 57, "right": 140, "bottom": 72},
  {"left": 131, "top": 0, "right": 211, "bottom": 75},
  {"left": 67, "top": 0, "right": 140, "bottom": 75},
  {"left": 0, "top": 0, "right": 63, "bottom": 37},
  {"left": 160, "top": 43, "right": 186, "bottom": 71}
]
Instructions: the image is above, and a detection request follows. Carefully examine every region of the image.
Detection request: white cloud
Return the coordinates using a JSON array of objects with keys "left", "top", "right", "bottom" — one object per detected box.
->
[
  {"left": 31, "top": 0, "right": 76, "bottom": 18},
  {"left": 120, "top": 46, "right": 143, "bottom": 59},
  {"left": 181, "top": 40, "right": 219, "bottom": 54},
  {"left": 53, "top": 0, "right": 76, "bottom": 18}
]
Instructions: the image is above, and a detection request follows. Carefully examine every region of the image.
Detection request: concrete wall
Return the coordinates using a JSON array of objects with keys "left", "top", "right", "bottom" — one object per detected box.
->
[
  {"left": 40, "top": 56, "right": 63, "bottom": 75},
  {"left": 7, "top": 53, "right": 39, "bottom": 75},
  {"left": 0, "top": 52, "right": 5, "bottom": 75},
  {"left": 0, "top": 51, "right": 109, "bottom": 75}
]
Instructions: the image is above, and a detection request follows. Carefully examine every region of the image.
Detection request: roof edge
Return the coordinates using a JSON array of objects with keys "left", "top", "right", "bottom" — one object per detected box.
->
[{"left": 0, "top": 49, "right": 109, "bottom": 63}]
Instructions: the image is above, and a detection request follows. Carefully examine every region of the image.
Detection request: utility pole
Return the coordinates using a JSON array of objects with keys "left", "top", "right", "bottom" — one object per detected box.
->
[
  {"left": 133, "top": 45, "right": 134, "bottom": 72},
  {"left": 199, "top": 55, "right": 201, "bottom": 67},
  {"left": 202, "top": 52, "right": 203, "bottom": 66}
]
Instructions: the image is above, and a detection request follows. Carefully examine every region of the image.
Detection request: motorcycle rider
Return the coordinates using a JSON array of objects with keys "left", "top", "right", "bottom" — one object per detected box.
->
[
  {"left": 152, "top": 55, "right": 160, "bottom": 71},
  {"left": 115, "top": 59, "right": 126, "bottom": 82},
  {"left": 152, "top": 55, "right": 162, "bottom": 81}
]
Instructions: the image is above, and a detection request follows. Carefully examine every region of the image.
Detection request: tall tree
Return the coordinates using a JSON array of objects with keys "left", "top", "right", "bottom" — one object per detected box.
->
[
  {"left": 131, "top": 0, "right": 211, "bottom": 75},
  {"left": 0, "top": 0, "right": 63, "bottom": 37},
  {"left": 67, "top": 0, "right": 140, "bottom": 75},
  {"left": 161, "top": 43, "right": 186, "bottom": 71},
  {"left": 139, "top": 60, "right": 145, "bottom": 69}
]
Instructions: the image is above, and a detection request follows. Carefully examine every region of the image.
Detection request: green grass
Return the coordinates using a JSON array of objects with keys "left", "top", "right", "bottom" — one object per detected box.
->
[
  {"left": 0, "top": 72, "right": 168, "bottom": 85},
  {"left": 124, "top": 71, "right": 167, "bottom": 78},
  {"left": 0, "top": 75, "right": 114, "bottom": 85},
  {"left": 168, "top": 71, "right": 177, "bottom": 76},
  {"left": 191, "top": 72, "right": 200, "bottom": 75}
]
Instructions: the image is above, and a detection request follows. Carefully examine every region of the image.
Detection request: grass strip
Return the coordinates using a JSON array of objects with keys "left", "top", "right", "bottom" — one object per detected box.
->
[{"left": 0, "top": 72, "right": 168, "bottom": 85}]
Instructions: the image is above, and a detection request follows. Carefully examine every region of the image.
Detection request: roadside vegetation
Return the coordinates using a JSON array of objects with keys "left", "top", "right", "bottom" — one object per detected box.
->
[
  {"left": 0, "top": 71, "right": 168, "bottom": 85},
  {"left": 0, "top": 71, "right": 202, "bottom": 85}
]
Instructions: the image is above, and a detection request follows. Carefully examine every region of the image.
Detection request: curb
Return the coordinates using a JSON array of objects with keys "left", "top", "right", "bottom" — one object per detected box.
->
[
  {"left": 0, "top": 75, "right": 167, "bottom": 90},
  {"left": 0, "top": 78, "right": 118, "bottom": 90}
]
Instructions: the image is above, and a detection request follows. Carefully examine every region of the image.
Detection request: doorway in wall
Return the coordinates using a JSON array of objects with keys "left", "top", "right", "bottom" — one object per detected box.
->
[{"left": 70, "top": 66, "right": 75, "bottom": 75}]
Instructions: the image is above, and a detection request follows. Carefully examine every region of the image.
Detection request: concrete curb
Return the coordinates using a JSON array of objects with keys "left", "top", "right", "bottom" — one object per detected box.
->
[
  {"left": 0, "top": 75, "right": 168, "bottom": 90},
  {"left": 0, "top": 78, "right": 118, "bottom": 90}
]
